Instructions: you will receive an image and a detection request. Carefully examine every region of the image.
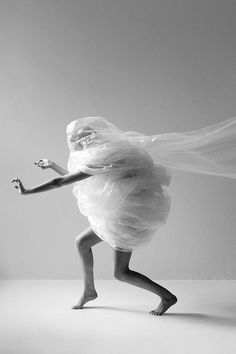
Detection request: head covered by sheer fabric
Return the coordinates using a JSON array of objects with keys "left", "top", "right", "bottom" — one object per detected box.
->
[{"left": 66, "top": 117, "right": 126, "bottom": 152}]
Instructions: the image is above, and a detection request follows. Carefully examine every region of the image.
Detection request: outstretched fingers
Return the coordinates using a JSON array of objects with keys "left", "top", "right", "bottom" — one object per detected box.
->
[
  {"left": 11, "top": 177, "right": 20, "bottom": 189},
  {"left": 11, "top": 178, "right": 27, "bottom": 194}
]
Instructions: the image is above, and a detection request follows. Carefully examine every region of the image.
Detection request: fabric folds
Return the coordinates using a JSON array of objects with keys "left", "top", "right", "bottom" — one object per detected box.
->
[{"left": 66, "top": 116, "right": 236, "bottom": 251}]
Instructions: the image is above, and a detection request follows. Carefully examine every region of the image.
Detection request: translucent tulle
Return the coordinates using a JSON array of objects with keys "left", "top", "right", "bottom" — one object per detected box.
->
[
  {"left": 125, "top": 116, "right": 236, "bottom": 179},
  {"left": 66, "top": 116, "right": 236, "bottom": 251}
]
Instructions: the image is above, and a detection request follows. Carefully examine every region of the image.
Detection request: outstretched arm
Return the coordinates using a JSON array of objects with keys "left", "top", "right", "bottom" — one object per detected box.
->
[
  {"left": 11, "top": 171, "right": 91, "bottom": 195},
  {"left": 51, "top": 162, "right": 68, "bottom": 175}
]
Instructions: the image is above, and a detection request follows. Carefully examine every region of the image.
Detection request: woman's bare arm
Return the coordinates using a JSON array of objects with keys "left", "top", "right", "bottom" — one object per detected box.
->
[
  {"left": 11, "top": 171, "right": 91, "bottom": 195},
  {"left": 34, "top": 159, "right": 68, "bottom": 175},
  {"left": 51, "top": 162, "right": 68, "bottom": 175}
]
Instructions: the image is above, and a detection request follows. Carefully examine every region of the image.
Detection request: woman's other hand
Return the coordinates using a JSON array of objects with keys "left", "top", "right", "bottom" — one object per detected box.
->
[
  {"left": 34, "top": 159, "right": 53, "bottom": 170},
  {"left": 11, "top": 178, "right": 28, "bottom": 195}
]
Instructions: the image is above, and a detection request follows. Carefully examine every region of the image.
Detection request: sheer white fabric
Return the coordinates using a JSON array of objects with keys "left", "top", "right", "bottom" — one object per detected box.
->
[
  {"left": 66, "top": 116, "right": 236, "bottom": 251},
  {"left": 125, "top": 116, "right": 236, "bottom": 179}
]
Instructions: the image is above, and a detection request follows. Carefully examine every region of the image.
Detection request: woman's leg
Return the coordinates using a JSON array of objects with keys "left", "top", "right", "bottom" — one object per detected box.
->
[
  {"left": 113, "top": 250, "right": 177, "bottom": 315},
  {"left": 72, "top": 226, "right": 103, "bottom": 309}
]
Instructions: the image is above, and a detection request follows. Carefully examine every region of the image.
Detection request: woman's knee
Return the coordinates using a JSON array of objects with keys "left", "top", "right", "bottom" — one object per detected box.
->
[
  {"left": 75, "top": 228, "right": 101, "bottom": 252},
  {"left": 113, "top": 249, "right": 132, "bottom": 281},
  {"left": 75, "top": 234, "right": 89, "bottom": 252}
]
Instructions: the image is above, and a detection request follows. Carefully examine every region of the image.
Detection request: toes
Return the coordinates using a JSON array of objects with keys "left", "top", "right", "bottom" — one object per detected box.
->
[
  {"left": 71, "top": 305, "right": 83, "bottom": 310},
  {"left": 150, "top": 310, "right": 158, "bottom": 316},
  {"left": 149, "top": 309, "right": 164, "bottom": 316}
]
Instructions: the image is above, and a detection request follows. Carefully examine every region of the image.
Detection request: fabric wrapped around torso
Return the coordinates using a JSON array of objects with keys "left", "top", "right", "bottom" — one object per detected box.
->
[{"left": 67, "top": 139, "right": 171, "bottom": 251}]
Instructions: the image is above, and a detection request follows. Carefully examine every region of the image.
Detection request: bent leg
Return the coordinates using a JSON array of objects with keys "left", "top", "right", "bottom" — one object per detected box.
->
[
  {"left": 72, "top": 226, "right": 103, "bottom": 309},
  {"left": 113, "top": 250, "right": 177, "bottom": 315}
]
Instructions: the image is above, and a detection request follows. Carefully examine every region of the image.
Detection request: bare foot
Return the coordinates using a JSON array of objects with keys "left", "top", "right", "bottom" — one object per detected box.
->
[
  {"left": 71, "top": 290, "right": 98, "bottom": 310},
  {"left": 149, "top": 294, "right": 177, "bottom": 316}
]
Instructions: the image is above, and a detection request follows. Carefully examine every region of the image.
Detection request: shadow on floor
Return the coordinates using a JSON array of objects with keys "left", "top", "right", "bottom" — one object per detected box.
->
[
  {"left": 82, "top": 306, "right": 236, "bottom": 328},
  {"left": 165, "top": 312, "right": 236, "bottom": 328}
]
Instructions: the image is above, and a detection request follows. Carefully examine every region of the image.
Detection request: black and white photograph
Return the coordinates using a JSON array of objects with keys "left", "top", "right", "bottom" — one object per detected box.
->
[{"left": 1, "top": 0, "right": 236, "bottom": 353}]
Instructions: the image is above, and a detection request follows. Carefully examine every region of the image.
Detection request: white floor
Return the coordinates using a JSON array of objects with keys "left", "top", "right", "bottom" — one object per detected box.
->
[{"left": 1, "top": 280, "right": 236, "bottom": 354}]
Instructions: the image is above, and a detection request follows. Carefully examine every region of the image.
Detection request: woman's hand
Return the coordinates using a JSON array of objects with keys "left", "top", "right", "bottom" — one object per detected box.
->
[
  {"left": 11, "top": 178, "right": 28, "bottom": 195},
  {"left": 34, "top": 159, "right": 53, "bottom": 170}
]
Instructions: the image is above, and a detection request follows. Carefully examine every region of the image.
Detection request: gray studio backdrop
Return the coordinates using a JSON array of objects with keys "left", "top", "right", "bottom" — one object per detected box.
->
[{"left": 1, "top": 0, "right": 236, "bottom": 279}]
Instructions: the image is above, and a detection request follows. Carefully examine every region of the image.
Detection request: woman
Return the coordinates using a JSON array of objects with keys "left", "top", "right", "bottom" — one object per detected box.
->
[{"left": 11, "top": 116, "right": 236, "bottom": 315}]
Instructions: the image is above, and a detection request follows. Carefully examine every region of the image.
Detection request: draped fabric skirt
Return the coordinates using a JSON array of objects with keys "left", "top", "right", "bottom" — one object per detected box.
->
[{"left": 73, "top": 168, "right": 171, "bottom": 252}]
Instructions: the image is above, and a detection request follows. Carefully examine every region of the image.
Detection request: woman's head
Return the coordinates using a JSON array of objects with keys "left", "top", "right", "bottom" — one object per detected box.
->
[
  {"left": 67, "top": 124, "right": 95, "bottom": 151},
  {"left": 66, "top": 117, "right": 124, "bottom": 152}
]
